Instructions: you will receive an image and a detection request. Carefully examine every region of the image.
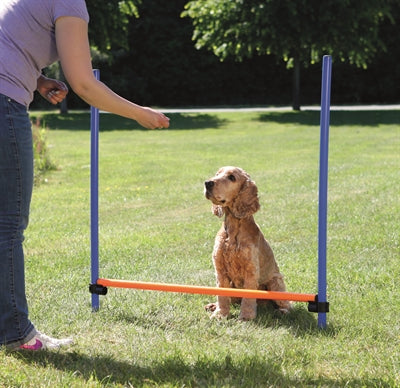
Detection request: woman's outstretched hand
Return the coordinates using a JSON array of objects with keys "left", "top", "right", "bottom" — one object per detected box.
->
[{"left": 135, "top": 106, "right": 170, "bottom": 129}]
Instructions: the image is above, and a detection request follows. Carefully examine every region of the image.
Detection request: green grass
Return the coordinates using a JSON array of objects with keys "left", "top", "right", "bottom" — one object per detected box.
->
[{"left": 1, "top": 109, "right": 399, "bottom": 387}]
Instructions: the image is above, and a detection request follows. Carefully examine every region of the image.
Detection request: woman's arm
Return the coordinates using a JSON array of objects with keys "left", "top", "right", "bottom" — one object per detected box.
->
[{"left": 55, "top": 16, "right": 169, "bottom": 129}]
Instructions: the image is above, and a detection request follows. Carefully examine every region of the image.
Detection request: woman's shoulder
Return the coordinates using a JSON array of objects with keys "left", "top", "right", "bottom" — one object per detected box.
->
[{"left": 53, "top": 0, "right": 89, "bottom": 23}]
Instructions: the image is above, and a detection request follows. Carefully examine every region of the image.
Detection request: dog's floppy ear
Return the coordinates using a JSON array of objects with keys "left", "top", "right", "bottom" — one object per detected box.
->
[
  {"left": 231, "top": 179, "right": 260, "bottom": 218},
  {"left": 212, "top": 204, "right": 225, "bottom": 218}
]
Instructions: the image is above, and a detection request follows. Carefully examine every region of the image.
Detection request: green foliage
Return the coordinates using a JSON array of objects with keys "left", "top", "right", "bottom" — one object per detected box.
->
[
  {"left": 30, "top": 1, "right": 400, "bottom": 109},
  {"left": 182, "top": 0, "right": 396, "bottom": 109},
  {"left": 32, "top": 119, "right": 57, "bottom": 184},
  {"left": 183, "top": 0, "right": 394, "bottom": 68},
  {"left": 86, "top": 0, "right": 140, "bottom": 52},
  {"left": 29, "top": 0, "right": 400, "bottom": 110}
]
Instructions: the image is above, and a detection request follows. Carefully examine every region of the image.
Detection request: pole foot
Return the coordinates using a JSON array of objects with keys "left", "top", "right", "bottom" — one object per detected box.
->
[
  {"left": 308, "top": 295, "right": 329, "bottom": 313},
  {"left": 89, "top": 283, "right": 108, "bottom": 295}
]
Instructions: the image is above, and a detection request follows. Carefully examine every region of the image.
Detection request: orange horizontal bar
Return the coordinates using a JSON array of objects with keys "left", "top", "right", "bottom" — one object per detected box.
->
[{"left": 97, "top": 278, "right": 316, "bottom": 303}]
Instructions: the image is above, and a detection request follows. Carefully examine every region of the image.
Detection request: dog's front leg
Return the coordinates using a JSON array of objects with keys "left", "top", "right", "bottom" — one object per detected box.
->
[
  {"left": 209, "top": 238, "right": 231, "bottom": 319},
  {"left": 210, "top": 294, "right": 231, "bottom": 319},
  {"left": 239, "top": 298, "right": 257, "bottom": 320},
  {"left": 267, "top": 273, "right": 292, "bottom": 314},
  {"left": 210, "top": 275, "right": 231, "bottom": 319},
  {"left": 239, "top": 278, "right": 258, "bottom": 320}
]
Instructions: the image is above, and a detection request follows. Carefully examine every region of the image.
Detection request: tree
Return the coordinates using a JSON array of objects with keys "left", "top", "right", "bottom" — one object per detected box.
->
[
  {"left": 183, "top": 0, "right": 394, "bottom": 110},
  {"left": 86, "top": 0, "right": 140, "bottom": 52},
  {"left": 102, "top": 0, "right": 294, "bottom": 107},
  {"left": 49, "top": 1, "right": 140, "bottom": 113}
]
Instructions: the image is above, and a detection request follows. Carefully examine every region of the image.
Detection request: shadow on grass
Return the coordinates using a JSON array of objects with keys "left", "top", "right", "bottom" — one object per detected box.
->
[
  {"left": 29, "top": 112, "right": 229, "bottom": 131},
  {"left": 30, "top": 109, "right": 398, "bottom": 131},
  {"left": 255, "top": 110, "right": 400, "bottom": 127},
  {"left": 13, "top": 346, "right": 389, "bottom": 387},
  {"left": 224, "top": 302, "right": 337, "bottom": 337},
  {"left": 111, "top": 301, "right": 334, "bottom": 338},
  {"left": 255, "top": 303, "right": 318, "bottom": 328}
]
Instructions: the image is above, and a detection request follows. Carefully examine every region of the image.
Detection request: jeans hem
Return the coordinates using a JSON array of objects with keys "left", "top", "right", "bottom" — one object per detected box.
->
[{"left": 3, "top": 326, "right": 36, "bottom": 350}]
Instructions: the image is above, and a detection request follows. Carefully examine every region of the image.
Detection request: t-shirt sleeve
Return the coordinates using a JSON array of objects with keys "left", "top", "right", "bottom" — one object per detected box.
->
[{"left": 53, "top": 0, "right": 90, "bottom": 23}]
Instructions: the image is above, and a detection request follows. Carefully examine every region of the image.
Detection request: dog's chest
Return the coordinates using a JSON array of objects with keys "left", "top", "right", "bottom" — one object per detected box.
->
[
  {"left": 214, "top": 228, "right": 258, "bottom": 285},
  {"left": 220, "top": 220, "right": 258, "bottom": 253}
]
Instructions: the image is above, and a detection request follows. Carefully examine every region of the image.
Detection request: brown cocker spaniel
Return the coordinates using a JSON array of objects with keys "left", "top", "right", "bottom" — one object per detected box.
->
[{"left": 204, "top": 166, "right": 291, "bottom": 320}]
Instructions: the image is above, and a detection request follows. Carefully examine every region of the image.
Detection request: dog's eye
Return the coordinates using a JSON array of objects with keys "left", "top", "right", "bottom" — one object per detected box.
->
[{"left": 228, "top": 174, "right": 236, "bottom": 182}]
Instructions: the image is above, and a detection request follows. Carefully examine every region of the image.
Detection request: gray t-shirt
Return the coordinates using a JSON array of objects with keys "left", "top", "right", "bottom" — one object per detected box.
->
[{"left": 0, "top": 0, "right": 89, "bottom": 106}]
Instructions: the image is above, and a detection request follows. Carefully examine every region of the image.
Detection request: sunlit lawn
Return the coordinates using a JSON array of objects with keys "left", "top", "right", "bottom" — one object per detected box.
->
[{"left": 1, "top": 109, "right": 399, "bottom": 387}]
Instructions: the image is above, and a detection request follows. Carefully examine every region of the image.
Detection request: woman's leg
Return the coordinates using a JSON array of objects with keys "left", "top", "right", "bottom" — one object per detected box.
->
[
  {"left": 0, "top": 95, "right": 72, "bottom": 351},
  {"left": 0, "top": 94, "right": 35, "bottom": 348}
]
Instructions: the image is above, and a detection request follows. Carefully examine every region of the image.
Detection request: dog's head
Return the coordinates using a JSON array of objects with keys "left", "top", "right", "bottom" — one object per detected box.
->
[{"left": 204, "top": 166, "right": 260, "bottom": 218}]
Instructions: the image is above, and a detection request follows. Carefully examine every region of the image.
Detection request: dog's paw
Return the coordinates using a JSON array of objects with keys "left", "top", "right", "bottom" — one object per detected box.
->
[
  {"left": 204, "top": 302, "right": 217, "bottom": 312},
  {"left": 278, "top": 303, "right": 292, "bottom": 315},
  {"left": 205, "top": 303, "right": 229, "bottom": 319},
  {"left": 238, "top": 311, "right": 257, "bottom": 321},
  {"left": 276, "top": 301, "right": 292, "bottom": 314},
  {"left": 210, "top": 309, "right": 229, "bottom": 320}
]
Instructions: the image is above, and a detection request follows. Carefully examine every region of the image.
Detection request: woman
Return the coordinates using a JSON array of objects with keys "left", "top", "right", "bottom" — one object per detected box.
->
[{"left": 0, "top": 0, "right": 170, "bottom": 351}]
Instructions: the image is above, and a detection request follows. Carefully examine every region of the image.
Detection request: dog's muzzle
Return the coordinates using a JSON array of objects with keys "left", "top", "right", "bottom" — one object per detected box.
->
[{"left": 204, "top": 180, "right": 214, "bottom": 198}]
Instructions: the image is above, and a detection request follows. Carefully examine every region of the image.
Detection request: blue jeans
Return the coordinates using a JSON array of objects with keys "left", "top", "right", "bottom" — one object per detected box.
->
[{"left": 0, "top": 94, "right": 35, "bottom": 348}]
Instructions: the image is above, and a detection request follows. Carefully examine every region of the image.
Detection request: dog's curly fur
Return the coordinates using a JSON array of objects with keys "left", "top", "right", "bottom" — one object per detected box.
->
[{"left": 204, "top": 166, "right": 291, "bottom": 320}]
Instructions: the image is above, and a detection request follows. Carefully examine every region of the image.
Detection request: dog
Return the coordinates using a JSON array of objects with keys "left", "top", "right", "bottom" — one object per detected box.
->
[{"left": 204, "top": 166, "right": 291, "bottom": 320}]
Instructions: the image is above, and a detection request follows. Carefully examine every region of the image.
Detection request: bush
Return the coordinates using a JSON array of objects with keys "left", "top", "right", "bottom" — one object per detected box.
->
[{"left": 32, "top": 118, "right": 57, "bottom": 184}]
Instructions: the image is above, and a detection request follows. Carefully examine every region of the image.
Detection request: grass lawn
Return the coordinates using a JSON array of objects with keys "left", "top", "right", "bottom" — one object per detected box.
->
[{"left": 1, "top": 109, "right": 399, "bottom": 387}]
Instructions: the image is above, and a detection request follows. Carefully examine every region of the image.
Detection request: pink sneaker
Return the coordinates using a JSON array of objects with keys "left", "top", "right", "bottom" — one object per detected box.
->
[{"left": 19, "top": 331, "right": 73, "bottom": 351}]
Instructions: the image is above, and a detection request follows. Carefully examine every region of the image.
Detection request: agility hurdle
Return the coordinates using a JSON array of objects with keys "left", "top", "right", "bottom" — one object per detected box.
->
[{"left": 89, "top": 55, "right": 332, "bottom": 328}]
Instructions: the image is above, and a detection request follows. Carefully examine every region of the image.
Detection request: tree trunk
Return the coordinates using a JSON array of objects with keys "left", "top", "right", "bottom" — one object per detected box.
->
[
  {"left": 292, "top": 55, "right": 301, "bottom": 111},
  {"left": 59, "top": 98, "right": 68, "bottom": 115}
]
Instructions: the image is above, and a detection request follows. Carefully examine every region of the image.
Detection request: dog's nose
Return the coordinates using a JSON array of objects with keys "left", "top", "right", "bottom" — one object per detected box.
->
[{"left": 205, "top": 180, "right": 214, "bottom": 190}]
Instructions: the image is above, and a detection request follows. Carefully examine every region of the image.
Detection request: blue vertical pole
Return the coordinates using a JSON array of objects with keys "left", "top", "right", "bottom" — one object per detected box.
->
[
  {"left": 91, "top": 69, "right": 100, "bottom": 311},
  {"left": 318, "top": 56, "right": 332, "bottom": 328}
]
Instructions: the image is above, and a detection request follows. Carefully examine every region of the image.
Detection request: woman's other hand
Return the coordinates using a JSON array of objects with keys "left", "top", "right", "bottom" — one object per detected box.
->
[{"left": 37, "top": 75, "right": 68, "bottom": 105}]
